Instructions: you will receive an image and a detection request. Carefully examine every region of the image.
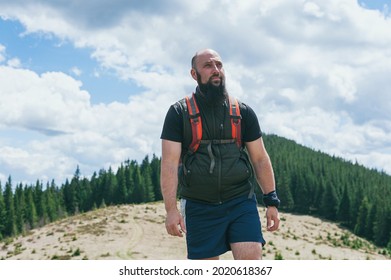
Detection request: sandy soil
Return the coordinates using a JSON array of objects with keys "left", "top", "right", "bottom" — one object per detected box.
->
[{"left": 0, "top": 202, "right": 389, "bottom": 260}]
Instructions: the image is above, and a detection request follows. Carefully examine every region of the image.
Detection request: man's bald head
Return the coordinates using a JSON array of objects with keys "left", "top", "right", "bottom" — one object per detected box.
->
[{"left": 191, "top": 49, "right": 221, "bottom": 70}]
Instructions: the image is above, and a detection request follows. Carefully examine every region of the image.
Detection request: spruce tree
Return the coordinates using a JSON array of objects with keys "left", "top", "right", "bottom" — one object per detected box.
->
[
  {"left": 125, "top": 161, "right": 136, "bottom": 203},
  {"left": 14, "top": 183, "right": 26, "bottom": 234},
  {"left": 25, "top": 187, "right": 38, "bottom": 230},
  {"left": 0, "top": 183, "right": 6, "bottom": 239},
  {"left": 44, "top": 181, "right": 58, "bottom": 222},
  {"left": 115, "top": 164, "right": 128, "bottom": 204},
  {"left": 132, "top": 166, "right": 144, "bottom": 203},
  {"left": 320, "top": 182, "right": 339, "bottom": 221},
  {"left": 337, "top": 185, "right": 351, "bottom": 226},
  {"left": 4, "top": 176, "right": 17, "bottom": 236},
  {"left": 354, "top": 196, "right": 369, "bottom": 237},
  {"left": 150, "top": 154, "right": 162, "bottom": 201},
  {"left": 34, "top": 180, "right": 46, "bottom": 226},
  {"left": 276, "top": 172, "right": 294, "bottom": 211},
  {"left": 373, "top": 205, "right": 391, "bottom": 247},
  {"left": 141, "top": 156, "right": 155, "bottom": 202}
]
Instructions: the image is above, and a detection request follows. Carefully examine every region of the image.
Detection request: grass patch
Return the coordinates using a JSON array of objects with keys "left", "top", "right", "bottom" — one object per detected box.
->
[{"left": 51, "top": 254, "right": 71, "bottom": 260}]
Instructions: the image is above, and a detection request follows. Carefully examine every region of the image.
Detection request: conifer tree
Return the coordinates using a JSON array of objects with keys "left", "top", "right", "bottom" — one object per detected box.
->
[
  {"left": 69, "top": 167, "right": 81, "bottom": 214},
  {"left": 14, "top": 183, "right": 26, "bottom": 234},
  {"left": 44, "top": 181, "right": 58, "bottom": 222},
  {"left": 373, "top": 205, "right": 391, "bottom": 247},
  {"left": 80, "top": 178, "right": 93, "bottom": 212},
  {"left": 115, "top": 164, "right": 127, "bottom": 204},
  {"left": 276, "top": 172, "right": 294, "bottom": 211},
  {"left": 337, "top": 185, "right": 351, "bottom": 226},
  {"left": 0, "top": 183, "right": 6, "bottom": 239},
  {"left": 354, "top": 196, "right": 369, "bottom": 237},
  {"left": 141, "top": 156, "right": 155, "bottom": 202},
  {"left": 292, "top": 173, "right": 311, "bottom": 213},
  {"left": 63, "top": 179, "right": 77, "bottom": 214},
  {"left": 132, "top": 165, "right": 144, "bottom": 203},
  {"left": 4, "top": 176, "right": 17, "bottom": 236},
  {"left": 150, "top": 154, "right": 162, "bottom": 201},
  {"left": 34, "top": 180, "right": 46, "bottom": 226},
  {"left": 90, "top": 171, "right": 101, "bottom": 208},
  {"left": 100, "top": 167, "right": 117, "bottom": 205},
  {"left": 25, "top": 187, "right": 38, "bottom": 230},
  {"left": 125, "top": 161, "right": 136, "bottom": 203},
  {"left": 320, "top": 182, "right": 339, "bottom": 220},
  {"left": 365, "top": 203, "right": 376, "bottom": 240}
]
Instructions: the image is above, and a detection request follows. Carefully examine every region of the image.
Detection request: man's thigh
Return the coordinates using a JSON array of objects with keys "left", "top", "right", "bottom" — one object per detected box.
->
[{"left": 230, "top": 242, "right": 262, "bottom": 260}]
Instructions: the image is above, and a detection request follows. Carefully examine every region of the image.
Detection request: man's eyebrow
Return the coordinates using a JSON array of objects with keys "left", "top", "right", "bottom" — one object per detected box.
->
[{"left": 203, "top": 59, "right": 222, "bottom": 65}]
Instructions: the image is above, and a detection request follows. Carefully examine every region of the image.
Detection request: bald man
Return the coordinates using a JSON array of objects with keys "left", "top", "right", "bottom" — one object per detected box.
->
[{"left": 160, "top": 49, "right": 280, "bottom": 260}]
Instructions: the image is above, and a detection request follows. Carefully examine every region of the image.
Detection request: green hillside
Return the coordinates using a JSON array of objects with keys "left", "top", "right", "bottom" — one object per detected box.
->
[{"left": 263, "top": 134, "right": 391, "bottom": 249}]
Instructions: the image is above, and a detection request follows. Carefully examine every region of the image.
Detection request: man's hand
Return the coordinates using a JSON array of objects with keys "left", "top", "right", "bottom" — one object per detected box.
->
[
  {"left": 165, "top": 209, "right": 187, "bottom": 237},
  {"left": 266, "top": 206, "right": 280, "bottom": 231}
]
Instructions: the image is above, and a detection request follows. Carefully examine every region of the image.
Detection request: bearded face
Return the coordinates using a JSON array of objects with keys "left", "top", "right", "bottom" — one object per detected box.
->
[{"left": 196, "top": 70, "right": 228, "bottom": 105}]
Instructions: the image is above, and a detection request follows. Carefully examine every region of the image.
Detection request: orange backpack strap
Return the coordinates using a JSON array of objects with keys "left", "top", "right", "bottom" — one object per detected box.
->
[
  {"left": 228, "top": 96, "right": 242, "bottom": 148},
  {"left": 185, "top": 93, "right": 202, "bottom": 153}
]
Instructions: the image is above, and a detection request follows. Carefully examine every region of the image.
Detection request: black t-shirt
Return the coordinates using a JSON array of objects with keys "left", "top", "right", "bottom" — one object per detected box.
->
[{"left": 161, "top": 96, "right": 262, "bottom": 143}]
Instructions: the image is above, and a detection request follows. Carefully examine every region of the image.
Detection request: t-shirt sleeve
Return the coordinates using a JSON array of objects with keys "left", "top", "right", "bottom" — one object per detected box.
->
[
  {"left": 160, "top": 103, "right": 183, "bottom": 142},
  {"left": 241, "top": 102, "right": 263, "bottom": 142}
]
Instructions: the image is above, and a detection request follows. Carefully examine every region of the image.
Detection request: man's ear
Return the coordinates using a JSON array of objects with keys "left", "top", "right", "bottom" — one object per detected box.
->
[{"left": 190, "top": 68, "right": 197, "bottom": 81}]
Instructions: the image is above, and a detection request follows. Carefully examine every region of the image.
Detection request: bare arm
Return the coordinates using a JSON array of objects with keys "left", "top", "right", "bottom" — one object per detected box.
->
[
  {"left": 245, "top": 137, "right": 280, "bottom": 231},
  {"left": 245, "top": 137, "right": 275, "bottom": 194},
  {"left": 160, "top": 139, "right": 186, "bottom": 237}
]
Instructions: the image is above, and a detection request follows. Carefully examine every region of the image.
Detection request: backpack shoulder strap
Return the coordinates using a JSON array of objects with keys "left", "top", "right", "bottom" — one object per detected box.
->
[
  {"left": 185, "top": 93, "right": 202, "bottom": 153},
  {"left": 228, "top": 96, "right": 242, "bottom": 148}
]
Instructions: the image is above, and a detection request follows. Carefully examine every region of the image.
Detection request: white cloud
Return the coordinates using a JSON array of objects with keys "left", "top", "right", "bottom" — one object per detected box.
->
[
  {"left": 0, "top": 45, "right": 21, "bottom": 68},
  {"left": 0, "top": 66, "right": 90, "bottom": 132},
  {"left": 0, "top": 44, "right": 5, "bottom": 63},
  {"left": 0, "top": 0, "right": 391, "bottom": 183},
  {"left": 0, "top": 64, "right": 173, "bottom": 183},
  {"left": 70, "top": 66, "right": 82, "bottom": 76},
  {"left": 6, "top": 57, "right": 21, "bottom": 68},
  {"left": 328, "top": 64, "right": 357, "bottom": 103},
  {"left": 303, "top": 2, "right": 325, "bottom": 18}
]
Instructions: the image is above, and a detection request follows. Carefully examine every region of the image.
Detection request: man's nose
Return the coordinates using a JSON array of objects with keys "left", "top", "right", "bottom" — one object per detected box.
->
[{"left": 211, "top": 64, "right": 220, "bottom": 74}]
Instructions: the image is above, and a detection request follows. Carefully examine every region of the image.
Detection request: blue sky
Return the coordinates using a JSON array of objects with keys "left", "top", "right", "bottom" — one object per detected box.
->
[
  {"left": 0, "top": 18, "right": 138, "bottom": 104},
  {"left": 1, "top": 0, "right": 391, "bottom": 185}
]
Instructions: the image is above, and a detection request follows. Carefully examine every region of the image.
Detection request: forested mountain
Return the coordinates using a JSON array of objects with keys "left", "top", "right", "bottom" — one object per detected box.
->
[
  {"left": 0, "top": 134, "right": 390, "bottom": 253},
  {"left": 262, "top": 135, "right": 391, "bottom": 249}
]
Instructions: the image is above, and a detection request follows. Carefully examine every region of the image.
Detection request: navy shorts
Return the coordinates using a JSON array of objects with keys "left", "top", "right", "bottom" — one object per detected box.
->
[{"left": 180, "top": 195, "right": 266, "bottom": 259}]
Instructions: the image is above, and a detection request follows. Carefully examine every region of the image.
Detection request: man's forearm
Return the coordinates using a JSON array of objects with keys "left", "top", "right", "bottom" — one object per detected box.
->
[
  {"left": 253, "top": 156, "right": 275, "bottom": 195},
  {"left": 160, "top": 161, "right": 179, "bottom": 212}
]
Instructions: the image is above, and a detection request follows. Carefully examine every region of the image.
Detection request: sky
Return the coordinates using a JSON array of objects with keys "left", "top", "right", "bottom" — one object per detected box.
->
[{"left": 0, "top": 0, "right": 391, "bottom": 185}]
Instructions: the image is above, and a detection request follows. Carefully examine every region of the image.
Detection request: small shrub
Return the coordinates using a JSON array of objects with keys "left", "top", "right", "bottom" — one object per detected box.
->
[
  {"left": 274, "top": 251, "right": 284, "bottom": 260},
  {"left": 51, "top": 254, "right": 71, "bottom": 260},
  {"left": 72, "top": 248, "right": 81, "bottom": 257}
]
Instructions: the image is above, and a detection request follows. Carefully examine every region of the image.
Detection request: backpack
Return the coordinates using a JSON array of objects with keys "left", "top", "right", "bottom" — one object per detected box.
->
[
  {"left": 178, "top": 92, "right": 256, "bottom": 201},
  {"left": 182, "top": 92, "right": 242, "bottom": 154}
]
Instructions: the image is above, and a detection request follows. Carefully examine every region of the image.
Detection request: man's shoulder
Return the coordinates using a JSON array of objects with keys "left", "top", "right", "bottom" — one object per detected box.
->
[{"left": 171, "top": 97, "right": 187, "bottom": 115}]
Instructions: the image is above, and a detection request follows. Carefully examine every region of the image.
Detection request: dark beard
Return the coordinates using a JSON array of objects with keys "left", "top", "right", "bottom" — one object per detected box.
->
[{"left": 196, "top": 72, "right": 228, "bottom": 105}]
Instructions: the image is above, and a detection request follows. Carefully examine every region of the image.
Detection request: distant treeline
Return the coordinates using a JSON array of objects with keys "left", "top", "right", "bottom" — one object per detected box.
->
[
  {"left": 0, "top": 134, "right": 390, "bottom": 252},
  {"left": 0, "top": 155, "right": 161, "bottom": 241}
]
